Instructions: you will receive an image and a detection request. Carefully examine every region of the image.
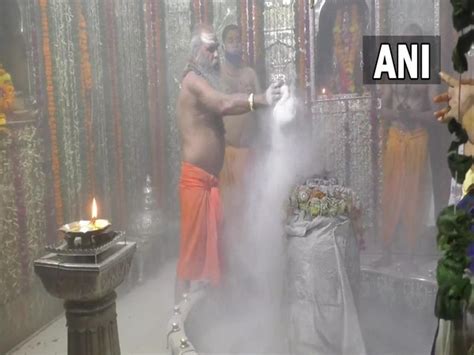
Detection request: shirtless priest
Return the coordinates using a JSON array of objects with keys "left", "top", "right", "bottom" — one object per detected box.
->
[{"left": 175, "top": 24, "right": 282, "bottom": 303}]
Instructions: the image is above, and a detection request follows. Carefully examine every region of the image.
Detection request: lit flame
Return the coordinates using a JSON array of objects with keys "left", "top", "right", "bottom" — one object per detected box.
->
[
  {"left": 322, "top": 87, "right": 326, "bottom": 95},
  {"left": 91, "top": 198, "right": 97, "bottom": 222}
]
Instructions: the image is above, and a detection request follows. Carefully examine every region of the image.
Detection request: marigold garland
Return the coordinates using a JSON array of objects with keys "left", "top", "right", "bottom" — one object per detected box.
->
[
  {"left": 39, "top": 0, "right": 64, "bottom": 228},
  {"left": 0, "top": 83, "right": 15, "bottom": 111},
  {"left": 333, "top": 4, "right": 361, "bottom": 94},
  {"left": 0, "top": 70, "right": 15, "bottom": 112},
  {"left": 0, "top": 69, "right": 16, "bottom": 126},
  {"left": 78, "top": 12, "right": 93, "bottom": 92}
]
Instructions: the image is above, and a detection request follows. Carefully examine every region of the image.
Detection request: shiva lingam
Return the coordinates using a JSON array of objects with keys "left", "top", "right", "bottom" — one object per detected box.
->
[{"left": 34, "top": 198, "right": 136, "bottom": 355}]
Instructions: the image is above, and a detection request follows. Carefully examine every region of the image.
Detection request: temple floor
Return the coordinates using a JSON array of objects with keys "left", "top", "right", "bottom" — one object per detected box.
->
[
  {"left": 360, "top": 250, "right": 438, "bottom": 355},
  {"left": 8, "top": 252, "right": 439, "bottom": 355},
  {"left": 8, "top": 260, "right": 177, "bottom": 355}
]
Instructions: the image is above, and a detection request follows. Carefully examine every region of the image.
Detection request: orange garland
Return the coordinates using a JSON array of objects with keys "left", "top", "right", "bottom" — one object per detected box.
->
[
  {"left": 39, "top": 0, "right": 64, "bottom": 228},
  {"left": 78, "top": 11, "right": 93, "bottom": 92},
  {"left": 0, "top": 68, "right": 15, "bottom": 123},
  {"left": 0, "top": 83, "right": 15, "bottom": 112}
]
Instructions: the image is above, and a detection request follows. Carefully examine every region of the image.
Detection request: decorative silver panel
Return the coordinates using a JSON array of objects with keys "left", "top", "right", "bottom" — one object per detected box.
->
[
  {"left": 16, "top": 0, "right": 38, "bottom": 103},
  {"left": 48, "top": 0, "right": 84, "bottom": 221},
  {"left": 165, "top": 0, "right": 191, "bottom": 216},
  {"left": 114, "top": 0, "right": 151, "bottom": 215},
  {"left": 381, "top": 0, "right": 439, "bottom": 35},
  {"left": 312, "top": 94, "right": 376, "bottom": 234},
  {"left": 374, "top": 0, "right": 382, "bottom": 36},
  {"left": 309, "top": 0, "right": 380, "bottom": 238},
  {"left": 82, "top": 0, "right": 113, "bottom": 218},
  {"left": 213, "top": 0, "right": 238, "bottom": 37},
  {"left": 263, "top": 0, "right": 296, "bottom": 83},
  {"left": 312, "top": 98, "right": 348, "bottom": 184},
  {"left": 0, "top": 123, "right": 47, "bottom": 304},
  {"left": 308, "top": 0, "right": 316, "bottom": 100}
]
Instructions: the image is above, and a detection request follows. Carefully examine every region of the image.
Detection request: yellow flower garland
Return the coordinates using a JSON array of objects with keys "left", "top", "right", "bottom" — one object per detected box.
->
[{"left": 0, "top": 68, "right": 15, "bottom": 125}]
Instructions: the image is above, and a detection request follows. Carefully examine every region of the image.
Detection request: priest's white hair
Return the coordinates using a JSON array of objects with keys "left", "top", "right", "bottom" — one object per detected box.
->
[{"left": 189, "top": 24, "right": 218, "bottom": 61}]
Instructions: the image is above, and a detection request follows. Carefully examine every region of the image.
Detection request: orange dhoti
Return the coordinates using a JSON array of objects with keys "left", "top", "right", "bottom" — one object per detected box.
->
[
  {"left": 381, "top": 125, "right": 429, "bottom": 251},
  {"left": 177, "top": 162, "right": 223, "bottom": 285}
]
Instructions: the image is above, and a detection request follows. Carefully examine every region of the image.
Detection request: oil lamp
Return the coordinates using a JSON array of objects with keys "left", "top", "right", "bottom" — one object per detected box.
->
[
  {"left": 320, "top": 87, "right": 328, "bottom": 99},
  {"left": 58, "top": 198, "right": 113, "bottom": 249},
  {"left": 34, "top": 196, "right": 136, "bottom": 355}
]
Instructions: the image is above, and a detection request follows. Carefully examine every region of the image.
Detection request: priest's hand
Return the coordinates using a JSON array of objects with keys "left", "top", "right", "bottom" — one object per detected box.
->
[
  {"left": 433, "top": 72, "right": 474, "bottom": 123},
  {"left": 265, "top": 80, "right": 284, "bottom": 105}
]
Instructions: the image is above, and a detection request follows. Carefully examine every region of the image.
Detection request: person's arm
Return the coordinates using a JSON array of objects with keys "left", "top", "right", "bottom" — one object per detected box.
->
[
  {"left": 251, "top": 68, "right": 262, "bottom": 94},
  {"left": 434, "top": 72, "right": 474, "bottom": 122},
  {"left": 186, "top": 72, "right": 270, "bottom": 116}
]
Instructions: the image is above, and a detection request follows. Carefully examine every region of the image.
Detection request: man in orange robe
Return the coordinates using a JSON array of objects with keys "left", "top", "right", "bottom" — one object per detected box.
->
[
  {"left": 377, "top": 23, "right": 442, "bottom": 266},
  {"left": 175, "top": 24, "right": 282, "bottom": 303}
]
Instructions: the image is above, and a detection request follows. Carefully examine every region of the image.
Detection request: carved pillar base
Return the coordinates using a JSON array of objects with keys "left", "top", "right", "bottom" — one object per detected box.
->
[{"left": 65, "top": 291, "right": 121, "bottom": 355}]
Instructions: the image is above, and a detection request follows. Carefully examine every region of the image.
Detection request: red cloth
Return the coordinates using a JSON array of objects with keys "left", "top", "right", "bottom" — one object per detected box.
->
[{"left": 176, "top": 162, "right": 222, "bottom": 285}]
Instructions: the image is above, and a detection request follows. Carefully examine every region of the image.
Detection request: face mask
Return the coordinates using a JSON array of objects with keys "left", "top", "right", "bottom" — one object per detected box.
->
[{"left": 224, "top": 50, "right": 242, "bottom": 66}]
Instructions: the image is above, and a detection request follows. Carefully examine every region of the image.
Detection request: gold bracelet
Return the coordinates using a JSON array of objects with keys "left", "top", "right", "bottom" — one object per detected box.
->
[{"left": 248, "top": 93, "right": 255, "bottom": 111}]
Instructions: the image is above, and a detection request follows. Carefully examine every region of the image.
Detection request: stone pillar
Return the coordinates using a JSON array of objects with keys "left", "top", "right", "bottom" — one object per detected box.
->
[{"left": 64, "top": 292, "right": 121, "bottom": 355}]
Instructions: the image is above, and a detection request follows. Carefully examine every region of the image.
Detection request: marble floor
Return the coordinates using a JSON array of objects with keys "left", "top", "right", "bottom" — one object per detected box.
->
[
  {"left": 8, "top": 260, "right": 177, "bottom": 355},
  {"left": 7, "top": 250, "right": 440, "bottom": 355},
  {"left": 361, "top": 249, "right": 438, "bottom": 282}
]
